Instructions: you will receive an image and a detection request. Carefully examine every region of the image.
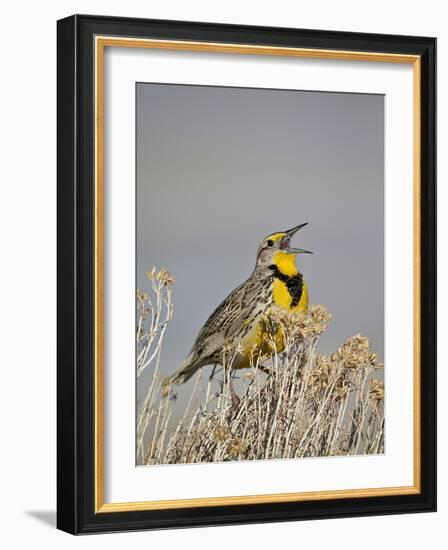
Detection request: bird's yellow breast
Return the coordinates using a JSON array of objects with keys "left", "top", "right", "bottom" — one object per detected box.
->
[
  {"left": 271, "top": 251, "right": 308, "bottom": 313},
  {"left": 232, "top": 251, "right": 308, "bottom": 369},
  {"left": 272, "top": 278, "right": 308, "bottom": 312}
]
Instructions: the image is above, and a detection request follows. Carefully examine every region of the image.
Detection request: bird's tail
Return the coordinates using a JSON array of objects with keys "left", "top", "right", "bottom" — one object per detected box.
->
[{"left": 162, "top": 356, "right": 201, "bottom": 388}]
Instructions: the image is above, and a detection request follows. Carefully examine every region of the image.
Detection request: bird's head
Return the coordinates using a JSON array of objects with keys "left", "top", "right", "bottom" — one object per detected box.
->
[{"left": 255, "top": 223, "right": 313, "bottom": 270}]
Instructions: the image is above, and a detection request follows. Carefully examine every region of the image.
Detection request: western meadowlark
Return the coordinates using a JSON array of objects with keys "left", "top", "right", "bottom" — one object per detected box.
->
[{"left": 164, "top": 223, "right": 312, "bottom": 386}]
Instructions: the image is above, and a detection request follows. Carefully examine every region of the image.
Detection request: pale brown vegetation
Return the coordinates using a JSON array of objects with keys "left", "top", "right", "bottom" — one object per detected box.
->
[{"left": 137, "top": 268, "right": 384, "bottom": 465}]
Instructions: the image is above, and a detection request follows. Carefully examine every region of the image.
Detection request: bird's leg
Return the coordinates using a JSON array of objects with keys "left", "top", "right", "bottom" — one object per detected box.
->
[
  {"left": 210, "top": 365, "right": 225, "bottom": 398},
  {"left": 209, "top": 363, "right": 217, "bottom": 381},
  {"left": 228, "top": 370, "right": 240, "bottom": 409}
]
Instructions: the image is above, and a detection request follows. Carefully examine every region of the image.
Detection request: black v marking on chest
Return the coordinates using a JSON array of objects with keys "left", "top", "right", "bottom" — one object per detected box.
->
[{"left": 268, "top": 264, "right": 304, "bottom": 308}]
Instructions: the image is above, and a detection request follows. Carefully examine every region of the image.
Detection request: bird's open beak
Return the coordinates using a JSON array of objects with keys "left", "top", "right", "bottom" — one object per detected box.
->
[{"left": 280, "top": 223, "right": 313, "bottom": 254}]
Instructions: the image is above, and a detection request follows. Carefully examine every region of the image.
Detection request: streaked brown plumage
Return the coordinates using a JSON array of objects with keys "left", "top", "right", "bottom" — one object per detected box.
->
[{"left": 163, "top": 224, "right": 312, "bottom": 386}]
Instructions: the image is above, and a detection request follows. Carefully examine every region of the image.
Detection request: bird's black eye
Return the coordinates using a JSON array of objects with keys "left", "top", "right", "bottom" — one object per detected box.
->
[{"left": 266, "top": 239, "right": 274, "bottom": 247}]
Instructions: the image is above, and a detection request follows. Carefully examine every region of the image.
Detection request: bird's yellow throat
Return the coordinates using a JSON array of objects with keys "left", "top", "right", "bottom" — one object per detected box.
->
[{"left": 273, "top": 251, "right": 298, "bottom": 276}]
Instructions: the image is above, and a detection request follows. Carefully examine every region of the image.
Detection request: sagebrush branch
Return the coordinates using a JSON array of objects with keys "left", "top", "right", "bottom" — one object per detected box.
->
[{"left": 137, "top": 267, "right": 384, "bottom": 465}]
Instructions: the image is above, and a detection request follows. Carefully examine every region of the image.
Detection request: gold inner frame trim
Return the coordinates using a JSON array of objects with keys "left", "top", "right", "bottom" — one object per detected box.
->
[{"left": 94, "top": 35, "right": 421, "bottom": 513}]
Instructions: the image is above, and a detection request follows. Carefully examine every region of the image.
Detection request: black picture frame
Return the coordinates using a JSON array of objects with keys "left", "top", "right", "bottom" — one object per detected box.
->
[{"left": 57, "top": 14, "right": 436, "bottom": 534}]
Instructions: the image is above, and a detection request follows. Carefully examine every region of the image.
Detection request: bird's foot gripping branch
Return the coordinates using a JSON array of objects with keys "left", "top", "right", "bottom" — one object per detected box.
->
[{"left": 136, "top": 268, "right": 384, "bottom": 465}]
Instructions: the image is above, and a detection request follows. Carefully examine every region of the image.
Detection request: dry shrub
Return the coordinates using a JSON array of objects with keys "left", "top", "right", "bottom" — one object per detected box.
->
[{"left": 137, "top": 268, "right": 384, "bottom": 465}]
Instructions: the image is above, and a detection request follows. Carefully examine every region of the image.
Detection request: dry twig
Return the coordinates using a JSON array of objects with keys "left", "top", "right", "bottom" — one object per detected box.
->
[{"left": 137, "top": 269, "right": 385, "bottom": 465}]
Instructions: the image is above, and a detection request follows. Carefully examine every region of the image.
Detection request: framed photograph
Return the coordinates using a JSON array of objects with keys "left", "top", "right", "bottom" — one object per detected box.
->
[{"left": 57, "top": 15, "right": 436, "bottom": 534}]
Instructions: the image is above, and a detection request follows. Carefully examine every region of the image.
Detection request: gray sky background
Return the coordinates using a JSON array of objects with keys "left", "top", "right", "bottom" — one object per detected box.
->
[{"left": 136, "top": 83, "right": 384, "bottom": 403}]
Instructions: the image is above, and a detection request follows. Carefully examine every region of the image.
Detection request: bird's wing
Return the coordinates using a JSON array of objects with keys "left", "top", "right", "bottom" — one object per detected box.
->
[{"left": 187, "top": 276, "right": 265, "bottom": 364}]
